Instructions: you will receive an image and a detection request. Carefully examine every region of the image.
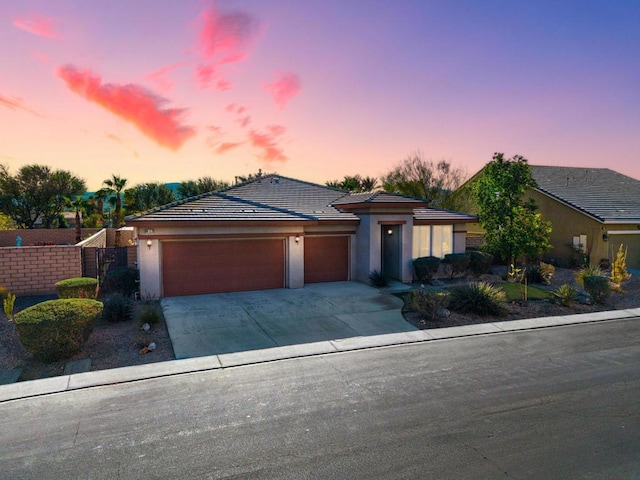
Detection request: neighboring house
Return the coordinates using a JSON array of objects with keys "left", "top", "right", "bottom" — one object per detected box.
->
[
  {"left": 529, "top": 166, "right": 640, "bottom": 268},
  {"left": 126, "top": 175, "right": 476, "bottom": 297},
  {"left": 455, "top": 165, "right": 640, "bottom": 268}
]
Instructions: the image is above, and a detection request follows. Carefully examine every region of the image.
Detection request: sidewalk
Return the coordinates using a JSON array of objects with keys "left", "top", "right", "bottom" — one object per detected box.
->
[{"left": 1, "top": 307, "right": 639, "bottom": 403}]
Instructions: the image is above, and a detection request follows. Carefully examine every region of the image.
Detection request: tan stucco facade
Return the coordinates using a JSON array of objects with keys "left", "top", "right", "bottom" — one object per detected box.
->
[{"left": 527, "top": 189, "right": 640, "bottom": 268}]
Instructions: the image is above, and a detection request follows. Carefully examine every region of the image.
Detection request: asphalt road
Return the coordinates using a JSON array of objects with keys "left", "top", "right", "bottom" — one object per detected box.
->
[{"left": 1, "top": 319, "right": 639, "bottom": 479}]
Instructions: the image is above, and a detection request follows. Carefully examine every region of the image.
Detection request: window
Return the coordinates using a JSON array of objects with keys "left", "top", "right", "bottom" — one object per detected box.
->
[
  {"left": 572, "top": 234, "right": 587, "bottom": 253},
  {"left": 413, "top": 225, "right": 453, "bottom": 258}
]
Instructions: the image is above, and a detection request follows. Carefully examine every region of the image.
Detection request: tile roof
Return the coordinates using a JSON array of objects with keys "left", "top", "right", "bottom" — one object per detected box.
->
[
  {"left": 530, "top": 166, "right": 640, "bottom": 223},
  {"left": 332, "top": 191, "right": 427, "bottom": 205},
  {"left": 127, "top": 175, "right": 357, "bottom": 223},
  {"left": 413, "top": 207, "right": 477, "bottom": 223},
  {"left": 127, "top": 174, "right": 475, "bottom": 225}
]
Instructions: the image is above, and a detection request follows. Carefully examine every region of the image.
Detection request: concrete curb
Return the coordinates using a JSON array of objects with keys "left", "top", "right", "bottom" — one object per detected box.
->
[{"left": 1, "top": 308, "right": 638, "bottom": 403}]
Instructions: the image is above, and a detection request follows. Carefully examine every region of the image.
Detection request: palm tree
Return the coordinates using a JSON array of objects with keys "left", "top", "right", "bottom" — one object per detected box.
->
[
  {"left": 91, "top": 188, "right": 109, "bottom": 220},
  {"left": 68, "top": 196, "right": 87, "bottom": 243},
  {"left": 103, "top": 175, "right": 127, "bottom": 246}
]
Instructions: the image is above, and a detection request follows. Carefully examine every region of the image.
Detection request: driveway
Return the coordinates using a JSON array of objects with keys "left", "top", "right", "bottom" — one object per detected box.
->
[{"left": 161, "top": 281, "right": 416, "bottom": 359}]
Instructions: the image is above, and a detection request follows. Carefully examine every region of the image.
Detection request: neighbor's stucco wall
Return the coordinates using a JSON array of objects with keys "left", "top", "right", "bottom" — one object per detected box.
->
[{"left": 528, "top": 190, "right": 610, "bottom": 266}]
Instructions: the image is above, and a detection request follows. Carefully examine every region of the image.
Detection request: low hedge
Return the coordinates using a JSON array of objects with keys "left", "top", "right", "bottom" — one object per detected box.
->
[
  {"left": 443, "top": 253, "right": 470, "bottom": 278},
  {"left": 469, "top": 251, "right": 493, "bottom": 275},
  {"left": 102, "top": 267, "right": 139, "bottom": 297},
  {"left": 14, "top": 299, "right": 103, "bottom": 362},
  {"left": 55, "top": 277, "right": 99, "bottom": 299}
]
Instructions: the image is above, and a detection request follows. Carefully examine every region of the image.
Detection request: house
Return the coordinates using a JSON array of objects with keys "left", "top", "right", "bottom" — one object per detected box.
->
[
  {"left": 455, "top": 165, "right": 640, "bottom": 268},
  {"left": 126, "top": 175, "right": 476, "bottom": 297},
  {"left": 528, "top": 166, "right": 640, "bottom": 268}
]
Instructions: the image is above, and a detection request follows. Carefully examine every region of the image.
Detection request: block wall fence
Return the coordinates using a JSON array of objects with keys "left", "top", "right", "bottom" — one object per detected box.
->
[{"left": 0, "top": 246, "right": 82, "bottom": 295}]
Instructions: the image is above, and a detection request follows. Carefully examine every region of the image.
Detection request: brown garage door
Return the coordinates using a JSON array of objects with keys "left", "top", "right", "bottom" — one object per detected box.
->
[
  {"left": 304, "top": 236, "right": 349, "bottom": 283},
  {"left": 162, "top": 239, "right": 285, "bottom": 296}
]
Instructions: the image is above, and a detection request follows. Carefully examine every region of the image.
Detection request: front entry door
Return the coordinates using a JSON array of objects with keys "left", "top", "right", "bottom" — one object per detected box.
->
[{"left": 382, "top": 225, "right": 401, "bottom": 280}]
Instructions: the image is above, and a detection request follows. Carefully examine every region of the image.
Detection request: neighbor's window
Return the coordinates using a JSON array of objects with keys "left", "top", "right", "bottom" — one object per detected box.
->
[
  {"left": 413, "top": 225, "right": 453, "bottom": 258},
  {"left": 572, "top": 234, "right": 587, "bottom": 253}
]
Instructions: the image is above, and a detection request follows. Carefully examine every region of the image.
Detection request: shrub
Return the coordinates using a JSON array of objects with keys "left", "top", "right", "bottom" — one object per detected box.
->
[
  {"left": 448, "top": 281, "right": 506, "bottom": 316},
  {"left": 102, "top": 267, "right": 139, "bottom": 297},
  {"left": 55, "top": 277, "right": 99, "bottom": 299},
  {"left": 574, "top": 265, "right": 604, "bottom": 287},
  {"left": 526, "top": 262, "right": 555, "bottom": 285},
  {"left": 469, "top": 251, "right": 493, "bottom": 276},
  {"left": 442, "top": 253, "right": 470, "bottom": 279},
  {"left": 553, "top": 284, "right": 579, "bottom": 307},
  {"left": 102, "top": 293, "right": 134, "bottom": 323},
  {"left": 610, "top": 244, "right": 631, "bottom": 292},
  {"left": 14, "top": 299, "right": 103, "bottom": 362},
  {"left": 3, "top": 292, "right": 16, "bottom": 321},
  {"left": 137, "top": 302, "right": 163, "bottom": 326},
  {"left": 368, "top": 270, "right": 388, "bottom": 287},
  {"left": 413, "top": 256, "right": 441, "bottom": 283},
  {"left": 408, "top": 289, "right": 449, "bottom": 321},
  {"left": 583, "top": 276, "right": 610, "bottom": 304}
]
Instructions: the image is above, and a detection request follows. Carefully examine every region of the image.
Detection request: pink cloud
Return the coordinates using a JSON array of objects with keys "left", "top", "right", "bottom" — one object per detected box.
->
[
  {"left": 13, "top": 15, "right": 60, "bottom": 39},
  {"left": 198, "top": 5, "right": 258, "bottom": 59},
  {"left": 194, "top": 4, "right": 258, "bottom": 90},
  {"left": 215, "top": 142, "right": 244, "bottom": 154},
  {"left": 146, "top": 62, "right": 191, "bottom": 93},
  {"left": 57, "top": 65, "right": 196, "bottom": 150},
  {"left": 0, "top": 92, "right": 44, "bottom": 117},
  {"left": 248, "top": 126, "right": 287, "bottom": 164},
  {"left": 263, "top": 72, "right": 301, "bottom": 109}
]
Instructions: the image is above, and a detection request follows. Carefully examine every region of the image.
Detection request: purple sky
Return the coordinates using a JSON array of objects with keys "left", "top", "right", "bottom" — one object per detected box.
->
[{"left": 1, "top": 0, "right": 639, "bottom": 190}]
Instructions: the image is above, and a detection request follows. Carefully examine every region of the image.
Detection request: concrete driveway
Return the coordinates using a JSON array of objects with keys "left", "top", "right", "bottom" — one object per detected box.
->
[{"left": 161, "top": 281, "right": 416, "bottom": 359}]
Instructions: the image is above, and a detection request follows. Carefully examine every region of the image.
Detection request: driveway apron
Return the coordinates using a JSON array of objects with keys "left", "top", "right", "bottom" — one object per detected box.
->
[{"left": 161, "top": 281, "right": 416, "bottom": 359}]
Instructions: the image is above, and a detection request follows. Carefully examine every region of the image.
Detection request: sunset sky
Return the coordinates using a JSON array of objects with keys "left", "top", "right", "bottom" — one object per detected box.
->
[{"left": 2, "top": 0, "right": 639, "bottom": 191}]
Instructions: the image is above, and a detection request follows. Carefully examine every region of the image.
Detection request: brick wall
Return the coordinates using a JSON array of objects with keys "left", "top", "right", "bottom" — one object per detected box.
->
[
  {"left": 0, "top": 229, "right": 101, "bottom": 247},
  {"left": 0, "top": 246, "right": 82, "bottom": 295}
]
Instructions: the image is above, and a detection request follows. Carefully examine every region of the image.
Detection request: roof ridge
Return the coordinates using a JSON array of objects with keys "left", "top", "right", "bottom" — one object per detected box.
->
[{"left": 124, "top": 190, "right": 217, "bottom": 221}]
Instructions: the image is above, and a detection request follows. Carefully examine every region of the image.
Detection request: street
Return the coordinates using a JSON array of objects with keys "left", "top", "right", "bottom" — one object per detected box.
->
[{"left": 1, "top": 319, "right": 639, "bottom": 479}]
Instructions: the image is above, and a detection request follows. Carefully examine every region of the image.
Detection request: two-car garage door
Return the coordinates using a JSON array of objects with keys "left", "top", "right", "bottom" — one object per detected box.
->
[
  {"left": 162, "top": 239, "right": 286, "bottom": 297},
  {"left": 162, "top": 235, "right": 350, "bottom": 297}
]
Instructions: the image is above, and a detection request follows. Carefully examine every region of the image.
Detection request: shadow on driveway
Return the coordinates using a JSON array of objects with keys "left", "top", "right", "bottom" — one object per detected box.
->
[{"left": 161, "top": 281, "right": 415, "bottom": 359}]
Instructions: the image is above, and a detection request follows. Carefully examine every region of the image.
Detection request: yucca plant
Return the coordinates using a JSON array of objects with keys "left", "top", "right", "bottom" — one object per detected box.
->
[
  {"left": 553, "top": 284, "right": 579, "bottom": 307},
  {"left": 574, "top": 264, "right": 604, "bottom": 287},
  {"left": 448, "top": 281, "right": 506, "bottom": 316}
]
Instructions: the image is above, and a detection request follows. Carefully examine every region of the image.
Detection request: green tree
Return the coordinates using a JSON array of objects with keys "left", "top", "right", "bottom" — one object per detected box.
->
[
  {"left": 103, "top": 174, "right": 127, "bottom": 246},
  {"left": 124, "top": 183, "right": 176, "bottom": 214},
  {"left": 326, "top": 175, "right": 378, "bottom": 192},
  {"left": 90, "top": 188, "right": 109, "bottom": 219},
  {"left": 0, "top": 213, "right": 17, "bottom": 230},
  {"left": 474, "top": 153, "right": 551, "bottom": 266},
  {"left": 380, "top": 152, "right": 467, "bottom": 206},
  {"left": 177, "top": 177, "right": 229, "bottom": 199},
  {"left": 68, "top": 196, "right": 88, "bottom": 243},
  {"left": 0, "top": 164, "right": 86, "bottom": 228}
]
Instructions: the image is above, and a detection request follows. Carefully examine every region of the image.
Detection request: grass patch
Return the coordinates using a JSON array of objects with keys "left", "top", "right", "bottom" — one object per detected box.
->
[{"left": 498, "top": 283, "right": 553, "bottom": 302}]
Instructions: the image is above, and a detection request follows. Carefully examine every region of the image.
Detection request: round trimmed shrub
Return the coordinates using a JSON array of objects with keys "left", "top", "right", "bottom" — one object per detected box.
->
[
  {"left": 55, "top": 277, "right": 99, "bottom": 299},
  {"left": 14, "top": 299, "right": 103, "bottom": 362},
  {"left": 469, "top": 251, "right": 493, "bottom": 276},
  {"left": 448, "top": 281, "right": 506, "bottom": 316},
  {"left": 102, "top": 267, "right": 139, "bottom": 297},
  {"left": 583, "top": 275, "right": 610, "bottom": 304},
  {"left": 413, "top": 256, "right": 441, "bottom": 283},
  {"left": 443, "top": 253, "right": 470, "bottom": 278}
]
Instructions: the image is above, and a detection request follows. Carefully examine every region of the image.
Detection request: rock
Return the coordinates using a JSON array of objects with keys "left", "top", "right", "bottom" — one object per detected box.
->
[
  {"left": 141, "top": 323, "right": 151, "bottom": 331},
  {"left": 147, "top": 342, "right": 157, "bottom": 351},
  {"left": 438, "top": 308, "right": 451, "bottom": 319},
  {"left": 578, "top": 293, "right": 593, "bottom": 305}
]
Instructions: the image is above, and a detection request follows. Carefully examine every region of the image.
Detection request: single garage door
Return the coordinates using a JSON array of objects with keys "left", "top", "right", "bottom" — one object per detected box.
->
[
  {"left": 162, "top": 239, "right": 285, "bottom": 296},
  {"left": 304, "top": 236, "right": 349, "bottom": 283}
]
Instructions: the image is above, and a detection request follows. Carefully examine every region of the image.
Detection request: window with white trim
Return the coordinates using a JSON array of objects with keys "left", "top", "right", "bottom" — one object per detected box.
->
[{"left": 413, "top": 225, "right": 453, "bottom": 258}]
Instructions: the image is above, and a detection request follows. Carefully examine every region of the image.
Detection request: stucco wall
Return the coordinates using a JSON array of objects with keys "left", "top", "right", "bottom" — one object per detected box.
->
[{"left": 0, "top": 245, "right": 82, "bottom": 295}]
